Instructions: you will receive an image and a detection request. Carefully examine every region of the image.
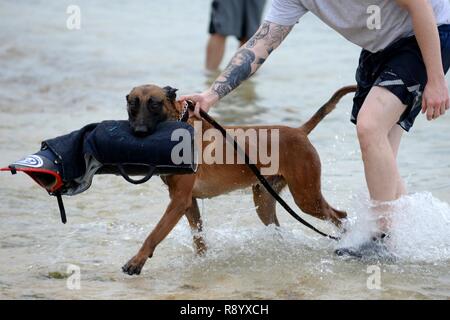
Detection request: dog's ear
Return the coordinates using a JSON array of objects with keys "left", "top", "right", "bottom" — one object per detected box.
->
[
  {"left": 163, "top": 86, "right": 178, "bottom": 102},
  {"left": 126, "top": 94, "right": 129, "bottom": 102}
]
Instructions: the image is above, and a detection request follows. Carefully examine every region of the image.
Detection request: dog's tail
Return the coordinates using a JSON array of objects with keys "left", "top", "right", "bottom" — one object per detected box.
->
[{"left": 301, "top": 85, "right": 357, "bottom": 135}]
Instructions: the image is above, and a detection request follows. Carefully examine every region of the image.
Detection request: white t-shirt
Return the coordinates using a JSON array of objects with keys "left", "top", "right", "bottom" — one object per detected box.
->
[{"left": 265, "top": 0, "right": 450, "bottom": 52}]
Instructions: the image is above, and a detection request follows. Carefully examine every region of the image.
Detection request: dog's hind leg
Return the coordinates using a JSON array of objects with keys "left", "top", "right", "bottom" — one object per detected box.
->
[
  {"left": 184, "top": 198, "right": 207, "bottom": 256},
  {"left": 252, "top": 176, "right": 286, "bottom": 227},
  {"left": 122, "top": 174, "right": 195, "bottom": 276},
  {"left": 282, "top": 148, "right": 346, "bottom": 228}
]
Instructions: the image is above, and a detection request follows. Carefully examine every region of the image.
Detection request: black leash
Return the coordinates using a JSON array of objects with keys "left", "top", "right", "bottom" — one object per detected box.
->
[{"left": 183, "top": 101, "right": 340, "bottom": 241}]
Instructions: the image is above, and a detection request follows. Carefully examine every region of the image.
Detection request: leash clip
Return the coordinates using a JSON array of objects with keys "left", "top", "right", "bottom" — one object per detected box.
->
[
  {"left": 178, "top": 100, "right": 196, "bottom": 122},
  {"left": 178, "top": 102, "right": 190, "bottom": 122}
]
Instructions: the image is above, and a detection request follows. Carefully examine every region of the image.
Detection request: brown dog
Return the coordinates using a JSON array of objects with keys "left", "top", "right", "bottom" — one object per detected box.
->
[{"left": 121, "top": 84, "right": 357, "bottom": 275}]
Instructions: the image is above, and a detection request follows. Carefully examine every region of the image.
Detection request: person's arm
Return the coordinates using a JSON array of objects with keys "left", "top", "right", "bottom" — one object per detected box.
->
[
  {"left": 396, "top": 0, "right": 449, "bottom": 121},
  {"left": 181, "top": 21, "right": 293, "bottom": 117}
]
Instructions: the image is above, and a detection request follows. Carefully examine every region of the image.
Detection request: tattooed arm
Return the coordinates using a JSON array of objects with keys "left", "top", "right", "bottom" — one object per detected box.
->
[{"left": 180, "top": 21, "right": 293, "bottom": 116}]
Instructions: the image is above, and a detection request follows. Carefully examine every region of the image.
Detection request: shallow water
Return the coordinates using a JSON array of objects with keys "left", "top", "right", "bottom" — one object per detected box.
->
[{"left": 0, "top": 0, "right": 449, "bottom": 300}]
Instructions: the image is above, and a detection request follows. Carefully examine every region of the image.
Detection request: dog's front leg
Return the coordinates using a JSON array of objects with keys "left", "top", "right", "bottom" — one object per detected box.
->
[
  {"left": 122, "top": 175, "right": 195, "bottom": 276},
  {"left": 185, "top": 198, "right": 207, "bottom": 255}
]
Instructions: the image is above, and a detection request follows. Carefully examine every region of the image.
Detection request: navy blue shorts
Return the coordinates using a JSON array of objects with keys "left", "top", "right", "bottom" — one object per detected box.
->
[{"left": 352, "top": 24, "right": 450, "bottom": 132}]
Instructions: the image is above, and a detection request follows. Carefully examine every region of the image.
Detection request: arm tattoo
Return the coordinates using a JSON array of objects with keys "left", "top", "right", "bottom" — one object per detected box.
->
[
  {"left": 246, "top": 21, "right": 292, "bottom": 53},
  {"left": 212, "top": 48, "right": 255, "bottom": 99},
  {"left": 211, "top": 22, "right": 293, "bottom": 99},
  {"left": 246, "top": 22, "right": 270, "bottom": 48}
]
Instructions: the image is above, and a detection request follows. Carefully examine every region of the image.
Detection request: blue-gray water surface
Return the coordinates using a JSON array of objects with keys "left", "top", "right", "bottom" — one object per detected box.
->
[{"left": 0, "top": 0, "right": 449, "bottom": 299}]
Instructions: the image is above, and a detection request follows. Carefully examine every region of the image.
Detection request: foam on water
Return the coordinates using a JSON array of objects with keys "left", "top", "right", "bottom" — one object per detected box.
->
[
  {"left": 142, "top": 187, "right": 450, "bottom": 275},
  {"left": 338, "top": 192, "right": 450, "bottom": 263},
  {"left": 390, "top": 192, "right": 450, "bottom": 261}
]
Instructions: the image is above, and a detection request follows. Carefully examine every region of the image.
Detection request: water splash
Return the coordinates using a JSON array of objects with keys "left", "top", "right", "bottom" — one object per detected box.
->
[
  {"left": 390, "top": 192, "right": 450, "bottom": 262},
  {"left": 338, "top": 192, "right": 450, "bottom": 263}
]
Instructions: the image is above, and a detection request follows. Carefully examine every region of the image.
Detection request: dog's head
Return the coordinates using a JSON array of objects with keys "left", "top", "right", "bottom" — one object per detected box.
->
[{"left": 126, "top": 84, "right": 181, "bottom": 136}]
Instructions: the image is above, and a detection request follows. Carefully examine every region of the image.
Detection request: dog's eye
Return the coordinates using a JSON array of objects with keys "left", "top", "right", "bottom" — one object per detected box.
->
[
  {"left": 128, "top": 103, "right": 139, "bottom": 116},
  {"left": 148, "top": 101, "right": 162, "bottom": 112},
  {"left": 127, "top": 96, "right": 140, "bottom": 111}
]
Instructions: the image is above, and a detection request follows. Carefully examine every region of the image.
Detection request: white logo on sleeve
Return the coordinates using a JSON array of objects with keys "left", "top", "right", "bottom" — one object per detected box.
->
[{"left": 13, "top": 155, "right": 44, "bottom": 168}]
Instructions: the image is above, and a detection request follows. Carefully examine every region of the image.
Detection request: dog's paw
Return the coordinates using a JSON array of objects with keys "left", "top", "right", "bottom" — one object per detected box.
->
[
  {"left": 194, "top": 236, "right": 207, "bottom": 256},
  {"left": 122, "top": 255, "right": 146, "bottom": 276}
]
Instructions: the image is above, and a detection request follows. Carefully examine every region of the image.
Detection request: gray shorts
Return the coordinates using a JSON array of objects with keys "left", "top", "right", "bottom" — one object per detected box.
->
[{"left": 209, "top": 0, "right": 266, "bottom": 41}]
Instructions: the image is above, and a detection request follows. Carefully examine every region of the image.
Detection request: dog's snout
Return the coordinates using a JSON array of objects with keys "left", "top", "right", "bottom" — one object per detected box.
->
[{"left": 133, "top": 125, "right": 149, "bottom": 136}]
